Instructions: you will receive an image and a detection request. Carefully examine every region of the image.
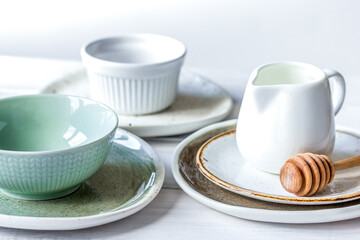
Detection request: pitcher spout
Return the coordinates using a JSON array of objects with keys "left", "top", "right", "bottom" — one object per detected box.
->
[{"left": 247, "top": 67, "right": 282, "bottom": 113}]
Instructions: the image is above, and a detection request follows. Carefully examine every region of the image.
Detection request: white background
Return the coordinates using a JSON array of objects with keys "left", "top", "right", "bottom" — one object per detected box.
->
[{"left": 1, "top": 0, "right": 360, "bottom": 78}]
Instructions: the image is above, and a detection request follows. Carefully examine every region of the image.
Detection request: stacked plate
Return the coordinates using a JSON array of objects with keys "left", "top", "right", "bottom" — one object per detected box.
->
[{"left": 171, "top": 119, "right": 360, "bottom": 224}]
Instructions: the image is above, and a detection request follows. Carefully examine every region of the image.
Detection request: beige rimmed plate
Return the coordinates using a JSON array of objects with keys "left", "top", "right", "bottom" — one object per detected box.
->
[
  {"left": 196, "top": 124, "right": 360, "bottom": 205},
  {"left": 171, "top": 119, "right": 360, "bottom": 223},
  {"left": 40, "top": 69, "right": 233, "bottom": 137}
]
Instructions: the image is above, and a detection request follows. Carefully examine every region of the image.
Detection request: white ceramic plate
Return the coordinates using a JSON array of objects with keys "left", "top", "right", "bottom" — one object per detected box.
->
[
  {"left": 197, "top": 127, "right": 360, "bottom": 205},
  {"left": 172, "top": 119, "right": 360, "bottom": 223},
  {"left": 0, "top": 128, "right": 164, "bottom": 230},
  {"left": 40, "top": 69, "right": 233, "bottom": 137}
]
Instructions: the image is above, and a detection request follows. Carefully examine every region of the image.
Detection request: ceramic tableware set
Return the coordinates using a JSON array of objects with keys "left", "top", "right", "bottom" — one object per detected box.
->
[{"left": 0, "top": 33, "right": 359, "bottom": 230}]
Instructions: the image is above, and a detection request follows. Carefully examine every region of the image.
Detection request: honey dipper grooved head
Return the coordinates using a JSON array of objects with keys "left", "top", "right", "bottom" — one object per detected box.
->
[
  {"left": 280, "top": 162, "right": 303, "bottom": 193},
  {"left": 280, "top": 153, "right": 334, "bottom": 197}
]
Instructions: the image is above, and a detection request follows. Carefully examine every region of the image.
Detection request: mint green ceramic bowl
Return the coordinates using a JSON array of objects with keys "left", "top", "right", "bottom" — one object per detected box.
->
[{"left": 0, "top": 94, "right": 118, "bottom": 200}]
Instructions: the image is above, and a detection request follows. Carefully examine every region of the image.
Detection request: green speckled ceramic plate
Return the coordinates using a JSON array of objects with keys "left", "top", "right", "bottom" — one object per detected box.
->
[{"left": 0, "top": 128, "right": 164, "bottom": 230}]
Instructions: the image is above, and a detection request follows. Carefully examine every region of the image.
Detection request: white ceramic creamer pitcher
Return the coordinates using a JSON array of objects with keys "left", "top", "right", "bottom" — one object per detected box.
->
[{"left": 236, "top": 62, "right": 346, "bottom": 174}]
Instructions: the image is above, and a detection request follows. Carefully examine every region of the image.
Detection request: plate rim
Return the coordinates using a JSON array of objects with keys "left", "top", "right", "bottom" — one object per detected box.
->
[
  {"left": 171, "top": 119, "right": 360, "bottom": 223},
  {"left": 196, "top": 127, "right": 360, "bottom": 205},
  {"left": 40, "top": 68, "right": 234, "bottom": 137},
  {"left": 0, "top": 128, "right": 165, "bottom": 230}
]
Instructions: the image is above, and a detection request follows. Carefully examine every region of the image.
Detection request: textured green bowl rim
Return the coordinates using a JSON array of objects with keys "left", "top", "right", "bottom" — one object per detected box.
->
[{"left": 0, "top": 94, "right": 119, "bottom": 155}]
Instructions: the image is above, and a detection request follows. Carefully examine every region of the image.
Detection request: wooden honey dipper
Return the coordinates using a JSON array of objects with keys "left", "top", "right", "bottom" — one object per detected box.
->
[{"left": 280, "top": 153, "right": 360, "bottom": 196}]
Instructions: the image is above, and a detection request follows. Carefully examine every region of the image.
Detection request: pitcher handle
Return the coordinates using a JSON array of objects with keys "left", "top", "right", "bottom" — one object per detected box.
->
[{"left": 323, "top": 68, "right": 346, "bottom": 115}]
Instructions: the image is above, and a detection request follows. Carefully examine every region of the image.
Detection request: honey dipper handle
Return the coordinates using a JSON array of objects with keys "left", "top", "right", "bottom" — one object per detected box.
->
[{"left": 334, "top": 155, "right": 360, "bottom": 171}]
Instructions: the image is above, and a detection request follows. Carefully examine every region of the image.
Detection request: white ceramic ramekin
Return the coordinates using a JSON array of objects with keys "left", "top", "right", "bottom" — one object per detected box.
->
[{"left": 81, "top": 34, "right": 186, "bottom": 115}]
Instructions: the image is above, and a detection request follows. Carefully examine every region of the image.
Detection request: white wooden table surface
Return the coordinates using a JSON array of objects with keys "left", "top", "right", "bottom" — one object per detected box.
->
[{"left": 0, "top": 56, "right": 360, "bottom": 239}]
